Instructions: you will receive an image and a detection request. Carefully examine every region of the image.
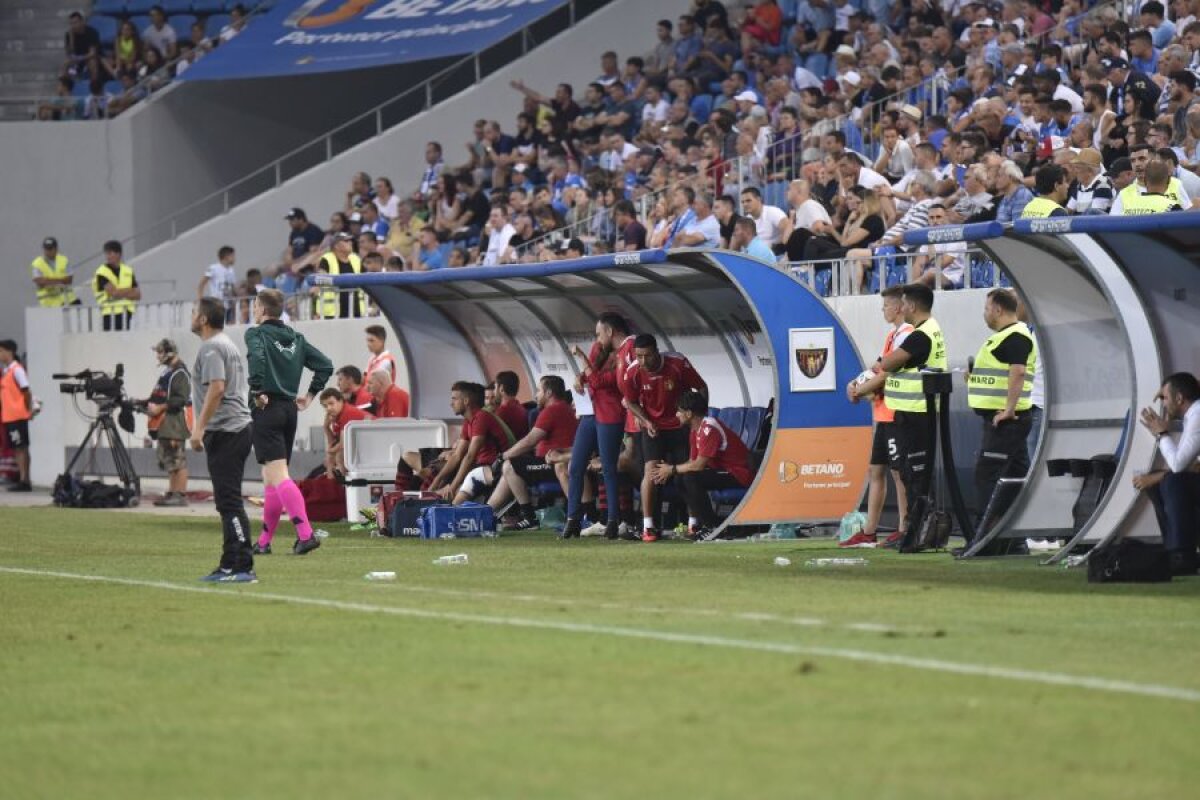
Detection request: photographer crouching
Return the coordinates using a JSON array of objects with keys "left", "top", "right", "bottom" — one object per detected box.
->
[{"left": 144, "top": 339, "right": 192, "bottom": 507}]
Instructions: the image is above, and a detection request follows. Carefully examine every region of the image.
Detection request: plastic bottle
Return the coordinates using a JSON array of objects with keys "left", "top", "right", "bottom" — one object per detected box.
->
[
  {"left": 773, "top": 556, "right": 792, "bottom": 567},
  {"left": 433, "top": 553, "right": 469, "bottom": 565},
  {"left": 364, "top": 571, "right": 396, "bottom": 581},
  {"left": 804, "top": 557, "right": 869, "bottom": 567}
]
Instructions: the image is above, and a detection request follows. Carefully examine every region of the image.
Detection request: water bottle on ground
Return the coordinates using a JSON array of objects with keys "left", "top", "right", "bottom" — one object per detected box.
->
[
  {"left": 433, "top": 553, "right": 469, "bottom": 565},
  {"left": 805, "top": 557, "right": 869, "bottom": 567},
  {"left": 773, "top": 556, "right": 792, "bottom": 567},
  {"left": 364, "top": 571, "right": 396, "bottom": 581}
]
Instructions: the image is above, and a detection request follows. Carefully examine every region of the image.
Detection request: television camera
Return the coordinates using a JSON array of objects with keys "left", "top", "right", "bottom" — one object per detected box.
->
[{"left": 52, "top": 364, "right": 141, "bottom": 505}]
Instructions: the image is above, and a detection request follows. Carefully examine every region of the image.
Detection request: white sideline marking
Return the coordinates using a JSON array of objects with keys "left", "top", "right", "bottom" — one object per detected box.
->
[{"left": 3, "top": 565, "right": 1198, "bottom": 703}]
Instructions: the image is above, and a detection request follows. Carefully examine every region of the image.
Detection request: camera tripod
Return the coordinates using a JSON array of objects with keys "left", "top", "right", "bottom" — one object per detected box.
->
[{"left": 64, "top": 407, "right": 140, "bottom": 506}]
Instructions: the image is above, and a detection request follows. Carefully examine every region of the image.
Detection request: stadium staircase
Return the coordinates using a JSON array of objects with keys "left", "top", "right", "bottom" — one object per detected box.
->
[{"left": 0, "top": 0, "right": 78, "bottom": 120}]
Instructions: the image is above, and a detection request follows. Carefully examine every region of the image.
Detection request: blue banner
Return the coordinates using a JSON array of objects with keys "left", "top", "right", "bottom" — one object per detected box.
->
[{"left": 180, "top": 0, "right": 569, "bottom": 81}]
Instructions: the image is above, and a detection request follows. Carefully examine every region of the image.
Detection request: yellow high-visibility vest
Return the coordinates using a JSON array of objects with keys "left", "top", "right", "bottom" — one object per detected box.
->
[
  {"left": 1019, "top": 196, "right": 1065, "bottom": 218},
  {"left": 1118, "top": 178, "right": 1187, "bottom": 211},
  {"left": 31, "top": 253, "right": 77, "bottom": 307},
  {"left": 92, "top": 262, "right": 136, "bottom": 317},
  {"left": 316, "top": 251, "right": 362, "bottom": 319},
  {"left": 1120, "top": 192, "right": 1177, "bottom": 216},
  {"left": 967, "top": 322, "right": 1038, "bottom": 412},
  {"left": 884, "top": 317, "right": 947, "bottom": 413}
]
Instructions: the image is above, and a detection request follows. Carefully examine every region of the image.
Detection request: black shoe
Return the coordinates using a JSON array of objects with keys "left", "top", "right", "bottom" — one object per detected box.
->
[
  {"left": 504, "top": 516, "right": 539, "bottom": 532},
  {"left": 604, "top": 519, "right": 621, "bottom": 540},
  {"left": 253, "top": 543, "right": 272, "bottom": 555},
  {"left": 7, "top": 481, "right": 31, "bottom": 493},
  {"left": 560, "top": 519, "right": 582, "bottom": 539},
  {"left": 1169, "top": 552, "right": 1199, "bottom": 576},
  {"left": 618, "top": 523, "right": 640, "bottom": 541},
  {"left": 292, "top": 536, "right": 321, "bottom": 556}
]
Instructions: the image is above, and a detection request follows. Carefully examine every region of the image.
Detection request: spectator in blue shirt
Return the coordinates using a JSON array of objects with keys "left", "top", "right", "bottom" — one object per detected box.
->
[
  {"left": 994, "top": 160, "right": 1034, "bottom": 223},
  {"left": 360, "top": 202, "right": 389, "bottom": 241},
  {"left": 414, "top": 227, "right": 446, "bottom": 271},
  {"left": 1128, "top": 30, "right": 1160, "bottom": 76},
  {"left": 1140, "top": 1, "right": 1176, "bottom": 49},
  {"left": 671, "top": 14, "right": 702, "bottom": 75},
  {"left": 731, "top": 216, "right": 777, "bottom": 264}
]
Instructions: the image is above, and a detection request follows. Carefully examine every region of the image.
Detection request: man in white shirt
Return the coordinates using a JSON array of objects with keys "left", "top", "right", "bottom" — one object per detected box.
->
[
  {"left": 198, "top": 246, "right": 237, "bottom": 321},
  {"left": 482, "top": 206, "right": 516, "bottom": 266},
  {"left": 640, "top": 84, "right": 670, "bottom": 128},
  {"left": 142, "top": 6, "right": 177, "bottom": 60},
  {"left": 739, "top": 186, "right": 788, "bottom": 247},
  {"left": 911, "top": 204, "right": 967, "bottom": 288},
  {"left": 838, "top": 151, "right": 895, "bottom": 220},
  {"left": 1136, "top": 372, "right": 1200, "bottom": 575},
  {"left": 675, "top": 194, "right": 721, "bottom": 249}
]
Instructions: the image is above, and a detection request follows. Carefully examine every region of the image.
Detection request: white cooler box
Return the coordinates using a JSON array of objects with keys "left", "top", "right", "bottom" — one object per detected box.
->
[{"left": 342, "top": 418, "right": 449, "bottom": 521}]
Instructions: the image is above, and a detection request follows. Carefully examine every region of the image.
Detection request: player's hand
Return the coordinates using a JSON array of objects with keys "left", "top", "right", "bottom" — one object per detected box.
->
[
  {"left": 255, "top": 393, "right": 270, "bottom": 409},
  {"left": 644, "top": 421, "right": 658, "bottom": 437},
  {"left": 846, "top": 381, "right": 859, "bottom": 403},
  {"left": 1132, "top": 471, "right": 1165, "bottom": 491},
  {"left": 189, "top": 435, "right": 204, "bottom": 452},
  {"left": 436, "top": 484, "right": 456, "bottom": 500},
  {"left": 650, "top": 463, "right": 673, "bottom": 484},
  {"left": 992, "top": 409, "right": 1016, "bottom": 427},
  {"left": 1139, "top": 407, "right": 1169, "bottom": 436},
  {"left": 296, "top": 395, "right": 311, "bottom": 411}
]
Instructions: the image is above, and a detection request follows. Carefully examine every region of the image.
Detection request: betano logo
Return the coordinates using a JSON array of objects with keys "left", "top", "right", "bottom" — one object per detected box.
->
[
  {"left": 778, "top": 460, "right": 845, "bottom": 483},
  {"left": 285, "top": 0, "right": 377, "bottom": 29}
]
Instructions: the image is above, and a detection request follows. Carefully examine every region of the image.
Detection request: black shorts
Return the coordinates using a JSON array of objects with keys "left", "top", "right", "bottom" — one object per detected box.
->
[
  {"left": 251, "top": 397, "right": 297, "bottom": 464},
  {"left": 639, "top": 427, "right": 689, "bottom": 464},
  {"left": 870, "top": 422, "right": 900, "bottom": 469},
  {"left": 509, "top": 454, "right": 555, "bottom": 482},
  {"left": 4, "top": 420, "right": 30, "bottom": 449}
]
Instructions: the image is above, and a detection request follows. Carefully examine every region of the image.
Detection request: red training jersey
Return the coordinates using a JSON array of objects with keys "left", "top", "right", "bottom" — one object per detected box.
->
[
  {"left": 691, "top": 417, "right": 753, "bottom": 486},
  {"left": 611, "top": 335, "right": 640, "bottom": 433},
  {"left": 584, "top": 340, "right": 624, "bottom": 425},
  {"left": 377, "top": 385, "right": 410, "bottom": 418},
  {"left": 623, "top": 352, "right": 706, "bottom": 431},
  {"left": 461, "top": 409, "right": 508, "bottom": 466},
  {"left": 533, "top": 399, "right": 579, "bottom": 457},
  {"left": 496, "top": 397, "right": 530, "bottom": 440},
  {"left": 872, "top": 323, "right": 913, "bottom": 423},
  {"left": 347, "top": 385, "right": 372, "bottom": 410},
  {"left": 330, "top": 403, "right": 370, "bottom": 440}
]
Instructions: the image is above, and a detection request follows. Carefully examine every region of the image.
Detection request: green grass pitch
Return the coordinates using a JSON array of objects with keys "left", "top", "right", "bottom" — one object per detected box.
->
[{"left": 1, "top": 507, "right": 1198, "bottom": 798}]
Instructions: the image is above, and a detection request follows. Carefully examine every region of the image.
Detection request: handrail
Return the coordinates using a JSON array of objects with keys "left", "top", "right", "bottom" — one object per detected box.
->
[{"left": 53, "top": 0, "right": 592, "bottom": 273}]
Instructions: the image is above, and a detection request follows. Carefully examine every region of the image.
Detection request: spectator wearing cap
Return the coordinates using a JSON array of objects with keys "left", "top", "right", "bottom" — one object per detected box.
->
[
  {"left": 1065, "top": 149, "right": 1113, "bottom": 215},
  {"left": 896, "top": 104, "right": 923, "bottom": 148},
  {"left": 1103, "top": 57, "right": 1160, "bottom": 121},
  {"left": 282, "top": 208, "right": 323, "bottom": 272},
  {"left": 312, "top": 232, "right": 362, "bottom": 319},
  {"left": 144, "top": 338, "right": 191, "bottom": 506},
  {"left": 1108, "top": 156, "right": 1136, "bottom": 194},
  {"left": 31, "top": 236, "right": 78, "bottom": 308}
]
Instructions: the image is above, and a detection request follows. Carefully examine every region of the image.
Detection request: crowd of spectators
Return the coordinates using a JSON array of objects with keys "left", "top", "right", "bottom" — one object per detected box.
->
[
  {"left": 221, "top": 0, "right": 1200, "bottom": 299},
  {"left": 40, "top": 3, "right": 250, "bottom": 120}
]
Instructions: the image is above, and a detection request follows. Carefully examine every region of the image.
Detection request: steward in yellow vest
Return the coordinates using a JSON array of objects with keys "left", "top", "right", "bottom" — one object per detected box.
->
[
  {"left": 31, "top": 237, "right": 78, "bottom": 307},
  {"left": 1115, "top": 175, "right": 1188, "bottom": 213},
  {"left": 1120, "top": 160, "right": 1185, "bottom": 216},
  {"left": 967, "top": 289, "right": 1038, "bottom": 530},
  {"left": 1019, "top": 164, "right": 1069, "bottom": 219},
  {"left": 850, "top": 283, "right": 947, "bottom": 548},
  {"left": 92, "top": 240, "right": 140, "bottom": 332},
  {"left": 313, "top": 233, "right": 363, "bottom": 319}
]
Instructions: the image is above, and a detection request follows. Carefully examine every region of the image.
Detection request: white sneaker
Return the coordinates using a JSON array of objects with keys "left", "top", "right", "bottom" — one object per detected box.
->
[
  {"left": 581, "top": 521, "right": 606, "bottom": 537},
  {"left": 1026, "top": 538, "right": 1056, "bottom": 552}
]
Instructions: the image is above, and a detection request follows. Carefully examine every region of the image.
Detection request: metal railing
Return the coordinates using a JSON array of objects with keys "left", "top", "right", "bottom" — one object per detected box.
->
[
  {"left": 787, "top": 246, "right": 1005, "bottom": 298},
  {"left": 51, "top": 0, "right": 600, "bottom": 271}
]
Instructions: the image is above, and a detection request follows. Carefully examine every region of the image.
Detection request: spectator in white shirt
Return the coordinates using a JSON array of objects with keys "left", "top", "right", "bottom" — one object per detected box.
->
[
  {"left": 482, "top": 205, "right": 516, "bottom": 266},
  {"left": 142, "top": 6, "right": 177, "bottom": 60},
  {"left": 782, "top": 178, "right": 832, "bottom": 262},
  {"left": 220, "top": 4, "right": 247, "bottom": 42},
  {"left": 911, "top": 204, "right": 967, "bottom": 289},
  {"left": 640, "top": 84, "right": 670, "bottom": 128},
  {"left": 198, "top": 245, "right": 238, "bottom": 306},
  {"left": 739, "top": 186, "right": 789, "bottom": 249},
  {"left": 874, "top": 126, "right": 915, "bottom": 183},
  {"left": 838, "top": 151, "right": 896, "bottom": 223},
  {"left": 1135, "top": 372, "right": 1200, "bottom": 575},
  {"left": 675, "top": 194, "right": 721, "bottom": 249}
]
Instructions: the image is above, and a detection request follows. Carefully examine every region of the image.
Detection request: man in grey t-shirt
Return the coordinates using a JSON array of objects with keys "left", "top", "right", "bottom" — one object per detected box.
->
[{"left": 190, "top": 297, "right": 256, "bottom": 583}]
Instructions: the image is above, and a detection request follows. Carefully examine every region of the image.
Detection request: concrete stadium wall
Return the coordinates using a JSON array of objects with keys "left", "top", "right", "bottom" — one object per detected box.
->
[
  {"left": 26, "top": 288, "right": 996, "bottom": 495},
  {"left": 128, "top": 0, "right": 689, "bottom": 302},
  {"left": 25, "top": 308, "right": 410, "bottom": 489}
]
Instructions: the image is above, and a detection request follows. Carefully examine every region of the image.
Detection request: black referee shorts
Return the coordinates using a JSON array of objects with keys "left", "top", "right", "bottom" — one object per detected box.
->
[
  {"left": 251, "top": 396, "right": 297, "bottom": 464},
  {"left": 639, "top": 426, "right": 689, "bottom": 465}
]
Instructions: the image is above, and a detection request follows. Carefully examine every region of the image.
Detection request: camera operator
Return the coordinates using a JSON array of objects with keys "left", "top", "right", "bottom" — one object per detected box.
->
[
  {"left": 0, "top": 340, "right": 34, "bottom": 492},
  {"left": 144, "top": 339, "right": 192, "bottom": 507}
]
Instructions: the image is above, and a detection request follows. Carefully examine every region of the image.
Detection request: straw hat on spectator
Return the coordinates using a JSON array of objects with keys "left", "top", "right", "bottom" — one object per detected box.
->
[
  {"left": 899, "top": 104, "right": 923, "bottom": 123},
  {"left": 1070, "top": 148, "right": 1104, "bottom": 171}
]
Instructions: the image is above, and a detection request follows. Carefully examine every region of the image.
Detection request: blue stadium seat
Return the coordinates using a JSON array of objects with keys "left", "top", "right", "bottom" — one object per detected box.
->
[
  {"left": 690, "top": 94, "right": 713, "bottom": 124},
  {"left": 998, "top": 271, "right": 1012, "bottom": 288},
  {"left": 970, "top": 259, "right": 995, "bottom": 288},
  {"left": 170, "top": 14, "right": 197, "bottom": 36},
  {"left": 161, "top": 0, "right": 193, "bottom": 13},
  {"left": 708, "top": 407, "right": 720, "bottom": 420},
  {"left": 129, "top": 15, "right": 151, "bottom": 33},
  {"left": 71, "top": 80, "right": 91, "bottom": 98},
  {"left": 191, "top": 1, "right": 226, "bottom": 13},
  {"left": 205, "top": 14, "right": 231, "bottom": 38},
  {"left": 741, "top": 406, "right": 766, "bottom": 450},
  {"left": 93, "top": 0, "right": 127, "bottom": 15},
  {"left": 89, "top": 16, "right": 120, "bottom": 44},
  {"left": 103, "top": 80, "right": 124, "bottom": 96},
  {"left": 126, "top": 0, "right": 157, "bottom": 14},
  {"left": 763, "top": 181, "right": 788, "bottom": 210},
  {"left": 814, "top": 268, "right": 832, "bottom": 297}
]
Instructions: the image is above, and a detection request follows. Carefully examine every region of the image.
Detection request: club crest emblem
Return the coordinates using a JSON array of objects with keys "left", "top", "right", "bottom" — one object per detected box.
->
[{"left": 794, "top": 348, "right": 828, "bottom": 379}]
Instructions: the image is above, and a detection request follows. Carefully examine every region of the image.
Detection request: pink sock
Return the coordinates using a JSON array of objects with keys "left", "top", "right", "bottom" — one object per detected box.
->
[
  {"left": 276, "top": 479, "right": 313, "bottom": 541},
  {"left": 259, "top": 485, "right": 283, "bottom": 546}
]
